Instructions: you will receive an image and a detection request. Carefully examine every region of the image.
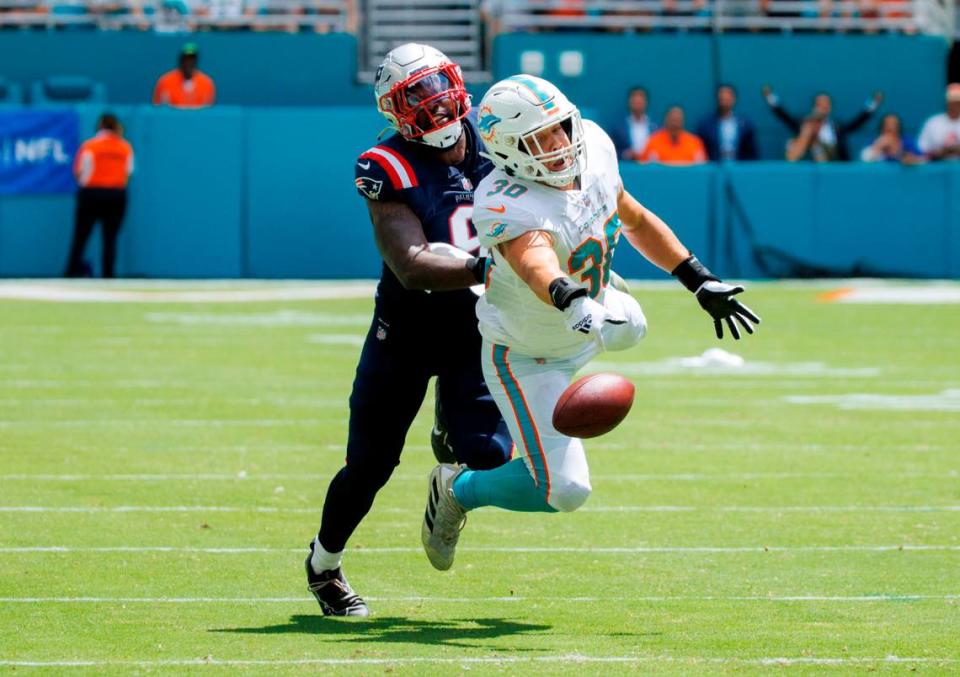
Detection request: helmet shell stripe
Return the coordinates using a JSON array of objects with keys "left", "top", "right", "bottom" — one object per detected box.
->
[{"left": 507, "top": 75, "right": 558, "bottom": 113}]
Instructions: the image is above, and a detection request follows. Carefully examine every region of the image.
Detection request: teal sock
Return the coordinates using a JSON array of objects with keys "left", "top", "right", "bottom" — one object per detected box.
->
[{"left": 453, "top": 458, "right": 557, "bottom": 513}]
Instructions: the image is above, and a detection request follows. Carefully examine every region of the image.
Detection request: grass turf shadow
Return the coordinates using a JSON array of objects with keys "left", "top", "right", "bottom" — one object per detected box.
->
[{"left": 212, "top": 615, "right": 552, "bottom": 647}]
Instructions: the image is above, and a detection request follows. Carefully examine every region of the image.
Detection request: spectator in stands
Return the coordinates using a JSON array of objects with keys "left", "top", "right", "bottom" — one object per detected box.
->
[
  {"left": 860, "top": 113, "right": 924, "bottom": 164},
  {"left": 763, "top": 85, "right": 882, "bottom": 161},
  {"left": 662, "top": 0, "right": 711, "bottom": 22},
  {"left": 696, "top": 84, "right": 758, "bottom": 161},
  {"left": 640, "top": 105, "right": 708, "bottom": 165},
  {"left": 917, "top": 83, "right": 960, "bottom": 161},
  {"left": 65, "top": 113, "right": 133, "bottom": 279},
  {"left": 196, "top": 0, "right": 251, "bottom": 30},
  {"left": 611, "top": 87, "right": 656, "bottom": 162},
  {"left": 152, "top": 43, "right": 216, "bottom": 108}
]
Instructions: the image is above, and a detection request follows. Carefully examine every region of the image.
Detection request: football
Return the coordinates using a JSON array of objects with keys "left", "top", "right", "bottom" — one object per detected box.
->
[{"left": 552, "top": 372, "right": 636, "bottom": 438}]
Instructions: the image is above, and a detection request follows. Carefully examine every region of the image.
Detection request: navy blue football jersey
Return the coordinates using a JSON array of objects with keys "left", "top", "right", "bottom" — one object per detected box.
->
[{"left": 354, "top": 114, "right": 492, "bottom": 313}]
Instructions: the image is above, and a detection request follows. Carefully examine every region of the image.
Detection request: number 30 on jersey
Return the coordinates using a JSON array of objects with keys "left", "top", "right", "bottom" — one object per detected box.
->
[{"left": 568, "top": 215, "right": 622, "bottom": 298}]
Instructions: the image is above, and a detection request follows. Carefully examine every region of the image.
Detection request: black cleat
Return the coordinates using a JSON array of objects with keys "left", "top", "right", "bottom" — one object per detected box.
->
[
  {"left": 305, "top": 545, "right": 369, "bottom": 617},
  {"left": 431, "top": 383, "right": 457, "bottom": 464}
]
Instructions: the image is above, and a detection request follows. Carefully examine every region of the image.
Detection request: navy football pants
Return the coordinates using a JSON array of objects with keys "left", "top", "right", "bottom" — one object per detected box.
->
[{"left": 318, "top": 303, "right": 513, "bottom": 554}]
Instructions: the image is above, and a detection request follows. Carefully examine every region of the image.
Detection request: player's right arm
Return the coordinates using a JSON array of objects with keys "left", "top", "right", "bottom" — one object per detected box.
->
[
  {"left": 367, "top": 199, "right": 483, "bottom": 292},
  {"left": 356, "top": 148, "right": 482, "bottom": 292},
  {"left": 496, "top": 230, "right": 562, "bottom": 306},
  {"left": 496, "top": 230, "right": 625, "bottom": 342}
]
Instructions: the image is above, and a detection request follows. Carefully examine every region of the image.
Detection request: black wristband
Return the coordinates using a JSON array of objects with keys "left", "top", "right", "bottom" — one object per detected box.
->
[
  {"left": 548, "top": 277, "right": 588, "bottom": 311},
  {"left": 467, "top": 256, "right": 486, "bottom": 284},
  {"left": 671, "top": 255, "right": 719, "bottom": 293}
]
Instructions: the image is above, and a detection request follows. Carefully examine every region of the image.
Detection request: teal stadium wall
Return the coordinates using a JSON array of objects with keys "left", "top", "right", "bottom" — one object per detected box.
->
[
  {"left": 0, "top": 33, "right": 955, "bottom": 279},
  {"left": 0, "top": 32, "right": 369, "bottom": 106}
]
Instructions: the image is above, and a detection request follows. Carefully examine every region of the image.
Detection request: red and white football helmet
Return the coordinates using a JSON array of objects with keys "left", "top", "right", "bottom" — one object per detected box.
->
[{"left": 374, "top": 43, "right": 470, "bottom": 150}]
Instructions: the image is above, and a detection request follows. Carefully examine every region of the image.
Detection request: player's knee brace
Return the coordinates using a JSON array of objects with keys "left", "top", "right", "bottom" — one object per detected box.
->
[{"left": 547, "top": 474, "right": 592, "bottom": 512}]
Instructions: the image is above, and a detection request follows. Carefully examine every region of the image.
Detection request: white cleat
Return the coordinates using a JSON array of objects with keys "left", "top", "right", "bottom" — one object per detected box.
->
[{"left": 421, "top": 463, "right": 467, "bottom": 571}]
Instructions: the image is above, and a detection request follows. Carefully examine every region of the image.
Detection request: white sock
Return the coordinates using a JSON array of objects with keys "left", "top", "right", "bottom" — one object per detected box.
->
[{"left": 310, "top": 537, "right": 343, "bottom": 574}]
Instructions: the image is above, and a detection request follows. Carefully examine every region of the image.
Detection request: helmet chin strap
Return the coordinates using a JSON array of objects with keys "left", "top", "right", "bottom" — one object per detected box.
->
[{"left": 418, "top": 121, "right": 464, "bottom": 151}]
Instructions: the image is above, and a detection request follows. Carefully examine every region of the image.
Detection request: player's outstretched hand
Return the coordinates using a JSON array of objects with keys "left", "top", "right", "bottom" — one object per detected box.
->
[
  {"left": 671, "top": 255, "right": 761, "bottom": 341},
  {"left": 695, "top": 281, "right": 760, "bottom": 340}
]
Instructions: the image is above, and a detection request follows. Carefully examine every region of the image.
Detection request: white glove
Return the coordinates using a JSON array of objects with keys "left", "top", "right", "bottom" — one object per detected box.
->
[{"left": 563, "top": 296, "right": 626, "bottom": 347}]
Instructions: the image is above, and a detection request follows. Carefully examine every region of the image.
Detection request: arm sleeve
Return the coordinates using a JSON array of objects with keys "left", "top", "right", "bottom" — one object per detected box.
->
[
  {"left": 767, "top": 100, "right": 801, "bottom": 133},
  {"left": 695, "top": 119, "right": 715, "bottom": 160},
  {"left": 354, "top": 153, "right": 406, "bottom": 202},
  {"left": 474, "top": 195, "right": 556, "bottom": 249},
  {"left": 840, "top": 106, "right": 874, "bottom": 134},
  {"left": 693, "top": 137, "right": 707, "bottom": 163}
]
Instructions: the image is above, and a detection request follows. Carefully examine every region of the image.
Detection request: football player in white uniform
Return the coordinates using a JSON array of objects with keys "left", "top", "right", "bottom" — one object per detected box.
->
[{"left": 420, "top": 75, "right": 760, "bottom": 571}]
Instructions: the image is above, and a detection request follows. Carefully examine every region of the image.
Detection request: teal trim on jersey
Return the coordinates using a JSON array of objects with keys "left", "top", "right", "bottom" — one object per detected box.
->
[
  {"left": 492, "top": 344, "right": 550, "bottom": 499},
  {"left": 602, "top": 213, "right": 623, "bottom": 287},
  {"left": 453, "top": 459, "right": 557, "bottom": 513},
  {"left": 507, "top": 75, "right": 557, "bottom": 111},
  {"left": 568, "top": 238, "right": 605, "bottom": 299},
  {"left": 568, "top": 212, "right": 624, "bottom": 297}
]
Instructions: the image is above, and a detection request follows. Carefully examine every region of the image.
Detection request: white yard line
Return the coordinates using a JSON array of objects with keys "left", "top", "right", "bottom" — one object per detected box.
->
[
  {"left": 0, "top": 281, "right": 377, "bottom": 303},
  {"left": 0, "top": 419, "right": 338, "bottom": 428},
  {"left": 1, "top": 505, "right": 957, "bottom": 514},
  {"left": 0, "top": 471, "right": 953, "bottom": 482},
  {"left": 0, "top": 655, "right": 955, "bottom": 667},
  {"left": 2, "top": 545, "right": 958, "bottom": 554},
  {"left": 0, "top": 594, "right": 957, "bottom": 604}
]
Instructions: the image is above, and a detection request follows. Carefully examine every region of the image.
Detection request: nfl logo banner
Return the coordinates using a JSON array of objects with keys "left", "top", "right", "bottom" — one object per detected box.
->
[{"left": 0, "top": 110, "right": 79, "bottom": 195}]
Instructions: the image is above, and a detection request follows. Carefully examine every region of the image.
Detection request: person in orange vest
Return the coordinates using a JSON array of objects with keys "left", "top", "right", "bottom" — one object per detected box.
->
[
  {"left": 64, "top": 113, "right": 134, "bottom": 278},
  {"left": 641, "top": 106, "right": 708, "bottom": 165},
  {"left": 152, "top": 43, "right": 216, "bottom": 108}
]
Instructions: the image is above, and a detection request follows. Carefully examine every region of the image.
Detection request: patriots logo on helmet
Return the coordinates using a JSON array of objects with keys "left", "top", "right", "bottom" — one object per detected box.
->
[{"left": 355, "top": 176, "right": 384, "bottom": 200}]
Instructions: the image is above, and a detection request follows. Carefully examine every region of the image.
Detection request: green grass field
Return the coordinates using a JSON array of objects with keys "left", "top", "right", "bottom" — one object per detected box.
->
[{"left": 1, "top": 280, "right": 958, "bottom": 674}]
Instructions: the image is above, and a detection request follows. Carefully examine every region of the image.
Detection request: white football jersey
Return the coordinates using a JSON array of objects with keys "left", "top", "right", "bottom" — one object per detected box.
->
[{"left": 474, "top": 119, "right": 624, "bottom": 358}]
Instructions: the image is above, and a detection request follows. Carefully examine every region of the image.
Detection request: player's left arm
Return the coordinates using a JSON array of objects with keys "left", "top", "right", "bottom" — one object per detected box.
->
[{"left": 617, "top": 185, "right": 761, "bottom": 340}]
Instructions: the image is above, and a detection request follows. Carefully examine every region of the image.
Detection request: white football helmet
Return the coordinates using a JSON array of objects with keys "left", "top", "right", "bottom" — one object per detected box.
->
[
  {"left": 476, "top": 75, "right": 587, "bottom": 188},
  {"left": 374, "top": 43, "right": 470, "bottom": 150}
]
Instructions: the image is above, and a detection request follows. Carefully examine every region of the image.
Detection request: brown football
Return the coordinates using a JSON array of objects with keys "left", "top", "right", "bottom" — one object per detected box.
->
[{"left": 552, "top": 372, "right": 635, "bottom": 438}]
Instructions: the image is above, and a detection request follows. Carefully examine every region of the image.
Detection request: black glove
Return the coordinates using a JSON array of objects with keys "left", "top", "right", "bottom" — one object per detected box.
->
[
  {"left": 672, "top": 255, "right": 761, "bottom": 340},
  {"left": 467, "top": 256, "right": 487, "bottom": 284}
]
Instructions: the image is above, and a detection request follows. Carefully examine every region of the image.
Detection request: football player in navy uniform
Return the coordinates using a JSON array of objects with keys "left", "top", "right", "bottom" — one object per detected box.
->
[{"left": 305, "top": 44, "right": 513, "bottom": 616}]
